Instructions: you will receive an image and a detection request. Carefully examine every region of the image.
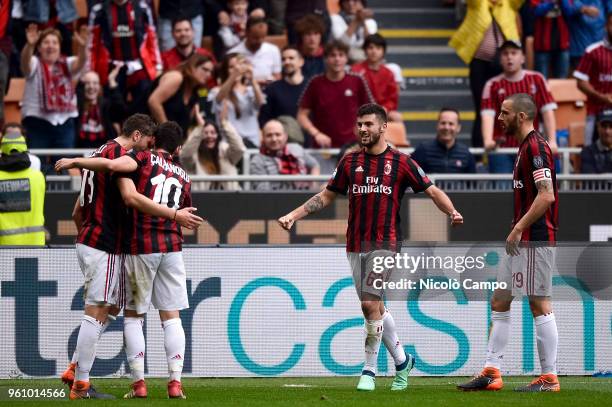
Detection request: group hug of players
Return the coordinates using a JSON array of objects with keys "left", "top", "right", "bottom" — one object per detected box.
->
[{"left": 55, "top": 96, "right": 560, "bottom": 399}]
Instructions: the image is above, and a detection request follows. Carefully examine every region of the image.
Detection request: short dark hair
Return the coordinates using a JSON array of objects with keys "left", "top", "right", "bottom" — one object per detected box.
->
[
  {"left": 439, "top": 107, "right": 460, "bottom": 122},
  {"left": 246, "top": 16, "right": 267, "bottom": 31},
  {"left": 357, "top": 103, "right": 387, "bottom": 123},
  {"left": 324, "top": 40, "right": 349, "bottom": 57},
  {"left": 506, "top": 93, "right": 537, "bottom": 120},
  {"left": 282, "top": 45, "right": 303, "bottom": 58},
  {"left": 2, "top": 122, "right": 26, "bottom": 137},
  {"left": 363, "top": 33, "right": 387, "bottom": 53},
  {"left": 122, "top": 114, "right": 156, "bottom": 138},
  {"left": 171, "top": 17, "right": 192, "bottom": 31},
  {"left": 340, "top": 0, "right": 367, "bottom": 6},
  {"left": 154, "top": 121, "right": 184, "bottom": 153}
]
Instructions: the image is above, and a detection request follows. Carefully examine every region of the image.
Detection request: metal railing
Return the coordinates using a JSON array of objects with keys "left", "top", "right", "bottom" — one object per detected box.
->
[{"left": 45, "top": 173, "right": 612, "bottom": 192}]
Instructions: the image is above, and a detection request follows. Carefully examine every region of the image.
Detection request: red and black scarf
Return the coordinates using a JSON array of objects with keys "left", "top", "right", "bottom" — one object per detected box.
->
[
  {"left": 260, "top": 145, "right": 303, "bottom": 175},
  {"left": 79, "top": 103, "right": 105, "bottom": 143},
  {"left": 40, "top": 57, "right": 75, "bottom": 113}
]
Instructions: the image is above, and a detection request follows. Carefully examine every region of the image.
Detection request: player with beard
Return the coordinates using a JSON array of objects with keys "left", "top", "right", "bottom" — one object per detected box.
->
[
  {"left": 458, "top": 93, "right": 560, "bottom": 392},
  {"left": 278, "top": 103, "right": 464, "bottom": 391}
]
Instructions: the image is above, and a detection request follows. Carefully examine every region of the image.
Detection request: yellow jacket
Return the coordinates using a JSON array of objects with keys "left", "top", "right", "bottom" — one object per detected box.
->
[
  {"left": 449, "top": 0, "right": 524, "bottom": 64},
  {"left": 0, "top": 167, "right": 45, "bottom": 246}
]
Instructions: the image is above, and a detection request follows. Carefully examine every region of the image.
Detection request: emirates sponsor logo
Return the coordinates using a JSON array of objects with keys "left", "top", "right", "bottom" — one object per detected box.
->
[
  {"left": 513, "top": 180, "right": 524, "bottom": 189},
  {"left": 352, "top": 176, "right": 392, "bottom": 195}
]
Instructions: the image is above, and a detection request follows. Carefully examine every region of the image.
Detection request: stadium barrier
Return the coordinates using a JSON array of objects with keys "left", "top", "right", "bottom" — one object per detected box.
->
[{"left": 1, "top": 246, "right": 610, "bottom": 378}]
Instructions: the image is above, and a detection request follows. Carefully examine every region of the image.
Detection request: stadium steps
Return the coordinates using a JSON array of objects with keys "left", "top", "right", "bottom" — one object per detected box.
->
[{"left": 370, "top": 0, "right": 473, "bottom": 145}]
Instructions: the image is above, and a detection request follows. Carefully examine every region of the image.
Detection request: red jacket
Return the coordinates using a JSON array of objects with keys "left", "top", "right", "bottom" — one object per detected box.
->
[{"left": 87, "top": 0, "right": 162, "bottom": 86}]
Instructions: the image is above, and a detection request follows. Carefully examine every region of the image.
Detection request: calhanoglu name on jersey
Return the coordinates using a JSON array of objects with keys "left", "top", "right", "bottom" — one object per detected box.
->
[{"left": 372, "top": 277, "right": 507, "bottom": 291}]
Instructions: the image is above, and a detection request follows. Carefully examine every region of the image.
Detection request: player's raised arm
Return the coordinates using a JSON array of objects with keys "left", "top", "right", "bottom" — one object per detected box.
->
[
  {"left": 71, "top": 197, "right": 83, "bottom": 230},
  {"left": 116, "top": 177, "right": 204, "bottom": 230},
  {"left": 424, "top": 185, "right": 463, "bottom": 226},
  {"left": 278, "top": 188, "right": 338, "bottom": 230},
  {"left": 55, "top": 155, "right": 138, "bottom": 173}
]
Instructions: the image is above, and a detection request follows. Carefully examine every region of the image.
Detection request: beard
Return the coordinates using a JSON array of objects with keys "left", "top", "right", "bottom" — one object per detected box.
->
[
  {"left": 359, "top": 130, "right": 381, "bottom": 147},
  {"left": 504, "top": 116, "right": 519, "bottom": 136}
]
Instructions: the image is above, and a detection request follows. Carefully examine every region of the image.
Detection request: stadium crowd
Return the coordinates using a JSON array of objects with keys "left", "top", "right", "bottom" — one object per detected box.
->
[{"left": 0, "top": 0, "right": 611, "bottom": 192}]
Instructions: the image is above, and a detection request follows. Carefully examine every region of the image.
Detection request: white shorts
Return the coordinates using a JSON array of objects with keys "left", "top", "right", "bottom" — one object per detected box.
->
[
  {"left": 76, "top": 243, "right": 125, "bottom": 306},
  {"left": 497, "top": 246, "right": 556, "bottom": 297},
  {"left": 347, "top": 250, "right": 395, "bottom": 299},
  {"left": 123, "top": 252, "right": 189, "bottom": 314}
]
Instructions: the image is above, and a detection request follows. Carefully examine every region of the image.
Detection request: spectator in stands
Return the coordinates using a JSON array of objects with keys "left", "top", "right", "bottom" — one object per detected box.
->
[
  {"left": 574, "top": 11, "right": 612, "bottom": 146},
  {"left": 531, "top": 0, "right": 571, "bottom": 78},
  {"left": 250, "top": 119, "right": 320, "bottom": 190},
  {"left": 285, "top": 0, "right": 329, "bottom": 45},
  {"left": 148, "top": 54, "right": 215, "bottom": 137},
  {"left": 218, "top": 0, "right": 252, "bottom": 50},
  {"left": 180, "top": 114, "right": 246, "bottom": 191},
  {"left": 298, "top": 41, "right": 374, "bottom": 149},
  {"left": 0, "top": 0, "right": 11, "bottom": 127},
  {"left": 75, "top": 65, "right": 126, "bottom": 148},
  {"left": 411, "top": 108, "right": 476, "bottom": 174},
  {"left": 563, "top": 0, "right": 608, "bottom": 70},
  {"left": 481, "top": 40, "right": 557, "bottom": 173},
  {"left": 1, "top": 122, "right": 41, "bottom": 171},
  {"left": 20, "top": 0, "right": 79, "bottom": 56},
  {"left": 208, "top": 53, "right": 265, "bottom": 147},
  {"left": 449, "top": 0, "right": 521, "bottom": 148},
  {"left": 88, "top": 0, "right": 161, "bottom": 100},
  {"left": 0, "top": 130, "right": 45, "bottom": 246},
  {"left": 157, "top": 0, "right": 204, "bottom": 51},
  {"left": 229, "top": 16, "right": 281, "bottom": 85},
  {"left": 162, "top": 17, "right": 217, "bottom": 72},
  {"left": 259, "top": 46, "right": 306, "bottom": 129},
  {"left": 581, "top": 109, "right": 612, "bottom": 173},
  {"left": 351, "top": 34, "right": 401, "bottom": 122},
  {"left": 331, "top": 0, "right": 377, "bottom": 63},
  {"left": 294, "top": 14, "right": 327, "bottom": 80},
  {"left": 20, "top": 25, "right": 86, "bottom": 149}
]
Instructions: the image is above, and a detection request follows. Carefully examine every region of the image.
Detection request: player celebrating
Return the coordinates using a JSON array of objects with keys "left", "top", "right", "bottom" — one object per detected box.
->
[
  {"left": 458, "top": 93, "right": 559, "bottom": 392},
  {"left": 55, "top": 116, "right": 202, "bottom": 399},
  {"left": 278, "top": 103, "right": 463, "bottom": 391},
  {"left": 58, "top": 122, "right": 194, "bottom": 399}
]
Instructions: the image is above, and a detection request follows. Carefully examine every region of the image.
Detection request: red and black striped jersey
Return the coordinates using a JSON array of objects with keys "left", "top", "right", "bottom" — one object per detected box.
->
[
  {"left": 76, "top": 139, "right": 127, "bottom": 253},
  {"left": 327, "top": 145, "right": 432, "bottom": 253},
  {"left": 512, "top": 130, "right": 558, "bottom": 242},
  {"left": 573, "top": 40, "right": 612, "bottom": 115},
  {"left": 123, "top": 150, "right": 192, "bottom": 254},
  {"left": 481, "top": 70, "right": 557, "bottom": 147},
  {"left": 531, "top": 0, "right": 570, "bottom": 52},
  {"left": 110, "top": 0, "right": 139, "bottom": 62}
]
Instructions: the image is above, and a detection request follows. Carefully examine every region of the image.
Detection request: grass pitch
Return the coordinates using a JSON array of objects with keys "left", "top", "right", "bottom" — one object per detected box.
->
[{"left": 1, "top": 376, "right": 611, "bottom": 406}]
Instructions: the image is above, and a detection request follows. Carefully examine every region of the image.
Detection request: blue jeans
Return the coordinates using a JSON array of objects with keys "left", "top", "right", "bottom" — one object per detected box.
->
[
  {"left": 23, "top": 116, "right": 75, "bottom": 174},
  {"left": 535, "top": 50, "right": 570, "bottom": 79},
  {"left": 488, "top": 153, "right": 515, "bottom": 189}
]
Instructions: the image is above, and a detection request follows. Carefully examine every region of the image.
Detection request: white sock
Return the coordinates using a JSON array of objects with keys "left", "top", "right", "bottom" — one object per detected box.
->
[
  {"left": 124, "top": 317, "right": 146, "bottom": 382},
  {"left": 535, "top": 313, "right": 558, "bottom": 375},
  {"left": 162, "top": 318, "right": 185, "bottom": 382},
  {"left": 71, "top": 314, "right": 117, "bottom": 364},
  {"left": 484, "top": 311, "right": 511, "bottom": 370},
  {"left": 74, "top": 315, "right": 103, "bottom": 382},
  {"left": 382, "top": 311, "right": 407, "bottom": 368},
  {"left": 363, "top": 319, "right": 384, "bottom": 376}
]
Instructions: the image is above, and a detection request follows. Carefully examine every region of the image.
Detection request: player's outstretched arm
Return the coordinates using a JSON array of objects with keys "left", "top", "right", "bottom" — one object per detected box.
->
[
  {"left": 277, "top": 188, "right": 337, "bottom": 230},
  {"left": 506, "top": 178, "right": 555, "bottom": 255},
  {"left": 117, "top": 178, "right": 204, "bottom": 229},
  {"left": 424, "top": 185, "right": 463, "bottom": 226},
  {"left": 55, "top": 156, "right": 138, "bottom": 173}
]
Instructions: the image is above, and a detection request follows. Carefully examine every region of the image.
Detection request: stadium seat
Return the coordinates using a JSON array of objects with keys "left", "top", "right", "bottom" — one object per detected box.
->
[
  {"left": 202, "top": 36, "right": 214, "bottom": 53},
  {"left": 548, "top": 79, "right": 587, "bottom": 130},
  {"left": 386, "top": 121, "right": 409, "bottom": 147},
  {"left": 4, "top": 78, "right": 25, "bottom": 124},
  {"left": 75, "top": 0, "right": 88, "bottom": 18},
  {"left": 327, "top": 0, "right": 340, "bottom": 14},
  {"left": 266, "top": 35, "right": 288, "bottom": 50}
]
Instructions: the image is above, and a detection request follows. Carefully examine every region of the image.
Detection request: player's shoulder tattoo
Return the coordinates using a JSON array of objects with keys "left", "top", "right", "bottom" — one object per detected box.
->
[{"left": 536, "top": 178, "right": 554, "bottom": 193}]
